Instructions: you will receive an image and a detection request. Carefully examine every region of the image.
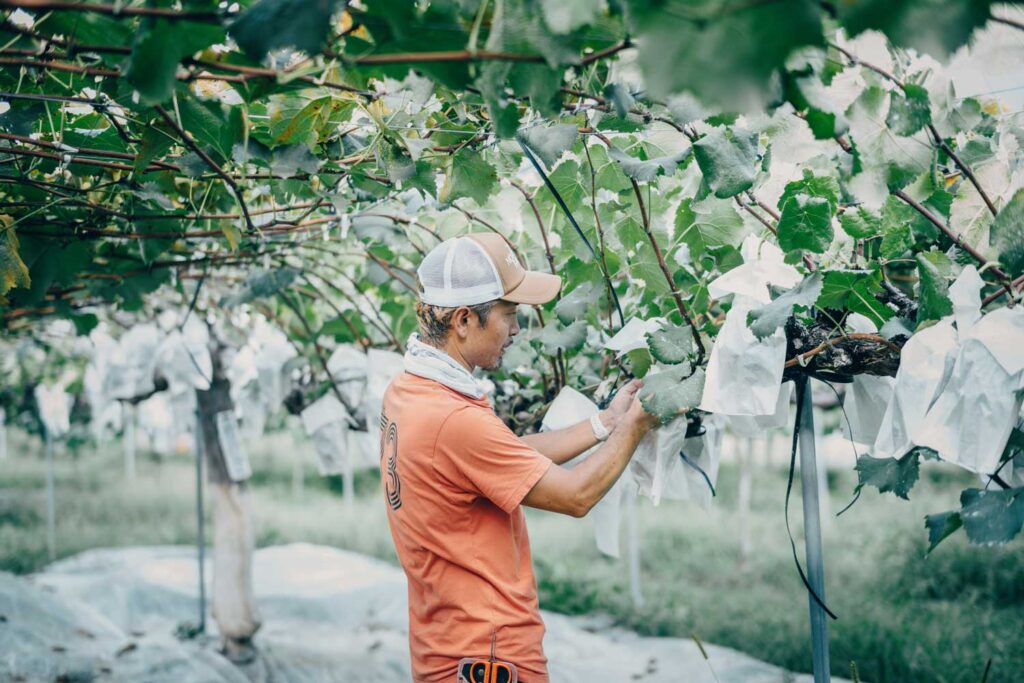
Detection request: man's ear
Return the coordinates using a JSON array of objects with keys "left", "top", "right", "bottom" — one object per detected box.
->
[{"left": 451, "top": 306, "right": 473, "bottom": 339}]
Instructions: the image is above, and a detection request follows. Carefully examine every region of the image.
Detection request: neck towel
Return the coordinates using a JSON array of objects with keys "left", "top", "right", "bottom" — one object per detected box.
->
[{"left": 403, "top": 334, "right": 488, "bottom": 399}]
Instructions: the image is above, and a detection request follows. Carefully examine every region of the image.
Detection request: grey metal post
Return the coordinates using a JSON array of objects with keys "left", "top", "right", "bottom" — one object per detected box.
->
[
  {"left": 124, "top": 403, "right": 136, "bottom": 481},
  {"left": 194, "top": 407, "right": 207, "bottom": 634},
  {"left": 45, "top": 429, "right": 56, "bottom": 562},
  {"left": 798, "top": 380, "right": 831, "bottom": 682},
  {"left": 626, "top": 491, "right": 643, "bottom": 609}
]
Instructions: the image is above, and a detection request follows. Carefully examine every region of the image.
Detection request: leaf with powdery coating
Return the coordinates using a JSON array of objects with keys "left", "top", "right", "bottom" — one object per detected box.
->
[
  {"left": 639, "top": 364, "right": 705, "bottom": 424},
  {"left": 693, "top": 127, "right": 758, "bottom": 198},
  {"left": 746, "top": 273, "right": 823, "bottom": 340},
  {"left": 645, "top": 322, "right": 694, "bottom": 364},
  {"left": 518, "top": 124, "right": 579, "bottom": 167}
]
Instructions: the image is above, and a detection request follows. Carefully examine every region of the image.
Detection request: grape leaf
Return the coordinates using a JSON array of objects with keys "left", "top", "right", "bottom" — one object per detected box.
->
[
  {"left": 554, "top": 281, "right": 598, "bottom": 325},
  {"left": 854, "top": 451, "right": 920, "bottom": 500},
  {"left": 840, "top": 206, "right": 882, "bottom": 239},
  {"left": 125, "top": 19, "right": 224, "bottom": 105},
  {"left": 624, "top": 0, "right": 823, "bottom": 108},
  {"left": 959, "top": 487, "right": 1024, "bottom": 546},
  {"left": 442, "top": 151, "right": 497, "bottom": 206},
  {"left": 538, "top": 319, "right": 588, "bottom": 354},
  {"left": 777, "top": 195, "right": 834, "bottom": 254},
  {"left": 609, "top": 147, "right": 690, "bottom": 183},
  {"left": 675, "top": 197, "right": 746, "bottom": 258},
  {"left": 639, "top": 364, "right": 705, "bottom": 424},
  {"left": 230, "top": 0, "right": 341, "bottom": 60},
  {"left": 836, "top": 0, "right": 995, "bottom": 59},
  {"left": 518, "top": 124, "right": 579, "bottom": 167},
  {"left": 916, "top": 251, "right": 953, "bottom": 322},
  {"left": 746, "top": 273, "right": 823, "bottom": 340},
  {"left": 925, "top": 510, "right": 963, "bottom": 553},
  {"left": 0, "top": 217, "right": 31, "bottom": 296},
  {"left": 541, "top": 0, "right": 604, "bottom": 33},
  {"left": 693, "top": 127, "right": 759, "bottom": 198},
  {"left": 991, "top": 189, "right": 1024, "bottom": 276},
  {"left": 886, "top": 84, "right": 931, "bottom": 137},
  {"left": 645, "top": 322, "right": 694, "bottom": 364},
  {"left": 221, "top": 268, "right": 299, "bottom": 308}
]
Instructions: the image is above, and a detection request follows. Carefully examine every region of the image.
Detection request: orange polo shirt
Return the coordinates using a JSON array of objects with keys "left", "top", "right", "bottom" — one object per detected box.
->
[{"left": 380, "top": 372, "right": 552, "bottom": 682}]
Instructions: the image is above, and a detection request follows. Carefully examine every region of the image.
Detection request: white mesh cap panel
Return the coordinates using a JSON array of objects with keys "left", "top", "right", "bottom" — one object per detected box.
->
[{"left": 417, "top": 237, "right": 504, "bottom": 306}]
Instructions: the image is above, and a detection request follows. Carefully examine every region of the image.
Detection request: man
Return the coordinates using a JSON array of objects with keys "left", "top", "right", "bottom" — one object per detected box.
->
[{"left": 380, "top": 233, "right": 659, "bottom": 682}]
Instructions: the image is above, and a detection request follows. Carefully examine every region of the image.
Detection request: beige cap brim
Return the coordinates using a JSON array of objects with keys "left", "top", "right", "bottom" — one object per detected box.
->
[{"left": 502, "top": 270, "right": 562, "bottom": 305}]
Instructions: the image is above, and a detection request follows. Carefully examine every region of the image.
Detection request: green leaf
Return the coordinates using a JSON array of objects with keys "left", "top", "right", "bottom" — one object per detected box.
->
[
  {"left": 230, "top": 0, "right": 341, "bottom": 60},
  {"left": 817, "top": 270, "right": 893, "bottom": 326},
  {"left": 0, "top": 217, "right": 31, "bottom": 296},
  {"left": 541, "top": 0, "right": 604, "bottom": 33},
  {"left": 925, "top": 510, "right": 963, "bottom": 553},
  {"left": 916, "top": 251, "right": 953, "bottom": 322},
  {"left": 959, "top": 487, "right": 1024, "bottom": 546},
  {"left": 849, "top": 277, "right": 894, "bottom": 326},
  {"left": 177, "top": 95, "right": 237, "bottom": 162},
  {"left": 639, "top": 364, "right": 705, "bottom": 424},
  {"left": 692, "top": 127, "right": 759, "bottom": 198},
  {"left": 537, "top": 319, "right": 588, "bottom": 354},
  {"left": 622, "top": 348, "right": 652, "bottom": 378},
  {"left": 125, "top": 19, "right": 224, "bottom": 105},
  {"left": 220, "top": 268, "right": 298, "bottom": 308},
  {"left": 840, "top": 206, "right": 882, "bottom": 239},
  {"left": 133, "top": 124, "right": 175, "bottom": 175},
  {"left": 836, "top": 0, "right": 995, "bottom": 58},
  {"left": 554, "top": 282, "right": 598, "bottom": 325},
  {"left": 675, "top": 197, "right": 746, "bottom": 258},
  {"left": 880, "top": 221, "right": 913, "bottom": 259},
  {"left": 443, "top": 151, "right": 497, "bottom": 205},
  {"left": 776, "top": 174, "right": 837, "bottom": 254},
  {"left": 609, "top": 147, "right": 690, "bottom": 183},
  {"left": 817, "top": 270, "right": 863, "bottom": 309},
  {"left": 746, "top": 273, "right": 823, "bottom": 340},
  {"left": 991, "top": 189, "right": 1024, "bottom": 276},
  {"left": 270, "top": 144, "right": 322, "bottom": 178},
  {"left": 625, "top": 0, "right": 824, "bottom": 109},
  {"left": 886, "top": 84, "right": 931, "bottom": 136},
  {"left": 518, "top": 124, "right": 579, "bottom": 167},
  {"left": 645, "top": 322, "right": 694, "bottom": 364},
  {"left": 604, "top": 83, "right": 635, "bottom": 118},
  {"left": 854, "top": 451, "right": 920, "bottom": 500}
]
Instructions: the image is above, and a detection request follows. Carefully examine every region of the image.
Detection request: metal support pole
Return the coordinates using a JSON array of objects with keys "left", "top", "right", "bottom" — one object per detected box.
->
[
  {"left": 124, "top": 403, "right": 136, "bottom": 481},
  {"left": 194, "top": 407, "right": 207, "bottom": 634},
  {"left": 798, "top": 380, "right": 831, "bottom": 682},
  {"left": 626, "top": 491, "right": 644, "bottom": 609},
  {"left": 45, "top": 429, "right": 56, "bottom": 562}
]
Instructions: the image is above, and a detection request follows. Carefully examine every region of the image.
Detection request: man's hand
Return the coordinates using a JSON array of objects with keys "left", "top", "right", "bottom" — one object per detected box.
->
[
  {"left": 622, "top": 390, "right": 660, "bottom": 434},
  {"left": 598, "top": 379, "right": 642, "bottom": 432}
]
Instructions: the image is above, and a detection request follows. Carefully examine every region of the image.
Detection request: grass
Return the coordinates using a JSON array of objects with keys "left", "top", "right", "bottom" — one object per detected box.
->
[{"left": 1, "top": 425, "right": 1021, "bottom": 682}]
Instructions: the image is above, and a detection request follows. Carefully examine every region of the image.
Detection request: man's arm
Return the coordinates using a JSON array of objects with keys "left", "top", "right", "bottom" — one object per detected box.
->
[
  {"left": 522, "top": 395, "right": 658, "bottom": 517},
  {"left": 519, "top": 411, "right": 609, "bottom": 465},
  {"left": 520, "top": 380, "right": 641, "bottom": 465}
]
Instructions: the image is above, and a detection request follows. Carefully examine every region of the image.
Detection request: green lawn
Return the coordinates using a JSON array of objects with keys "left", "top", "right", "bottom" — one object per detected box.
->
[{"left": 1, "top": 426, "right": 1021, "bottom": 683}]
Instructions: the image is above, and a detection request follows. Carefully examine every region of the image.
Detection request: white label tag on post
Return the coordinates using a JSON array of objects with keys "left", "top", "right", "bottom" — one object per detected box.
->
[{"left": 215, "top": 410, "right": 251, "bottom": 482}]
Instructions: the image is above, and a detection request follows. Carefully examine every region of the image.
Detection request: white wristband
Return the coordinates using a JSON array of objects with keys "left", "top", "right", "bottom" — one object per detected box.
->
[{"left": 590, "top": 412, "right": 611, "bottom": 441}]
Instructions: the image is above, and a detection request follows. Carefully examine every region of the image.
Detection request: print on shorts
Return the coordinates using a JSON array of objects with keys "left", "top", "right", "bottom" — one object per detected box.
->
[{"left": 380, "top": 409, "right": 402, "bottom": 511}]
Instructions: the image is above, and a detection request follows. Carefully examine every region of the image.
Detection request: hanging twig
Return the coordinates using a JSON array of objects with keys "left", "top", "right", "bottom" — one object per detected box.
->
[
  {"left": 892, "top": 189, "right": 1010, "bottom": 284},
  {"left": 1, "top": 0, "right": 225, "bottom": 21},
  {"left": 154, "top": 105, "right": 256, "bottom": 234}
]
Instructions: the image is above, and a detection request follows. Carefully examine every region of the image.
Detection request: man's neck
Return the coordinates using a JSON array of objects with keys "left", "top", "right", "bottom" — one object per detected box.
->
[{"left": 423, "top": 337, "right": 474, "bottom": 372}]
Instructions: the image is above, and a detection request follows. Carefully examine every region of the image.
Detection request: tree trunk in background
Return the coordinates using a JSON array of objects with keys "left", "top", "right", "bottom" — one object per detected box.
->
[{"left": 196, "top": 349, "right": 262, "bottom": 663}]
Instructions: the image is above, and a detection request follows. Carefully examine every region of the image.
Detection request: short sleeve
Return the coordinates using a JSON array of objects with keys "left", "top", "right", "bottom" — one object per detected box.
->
[{"left": 433, "top": 406, "right": 552, "bottom": 514}]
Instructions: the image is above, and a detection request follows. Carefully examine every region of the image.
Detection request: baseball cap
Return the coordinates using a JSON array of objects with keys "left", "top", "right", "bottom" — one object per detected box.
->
[{"left": 416, "top": 233, "right": 562, "bottom": 307}]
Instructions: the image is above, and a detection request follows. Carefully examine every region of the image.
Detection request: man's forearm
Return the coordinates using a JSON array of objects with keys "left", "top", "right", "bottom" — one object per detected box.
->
[
  {"left": 520, "top": 410, "right": 612, "bottom": 465},
  {"left": 568, "top": 417, "right": 648, "bottom": 513}
]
